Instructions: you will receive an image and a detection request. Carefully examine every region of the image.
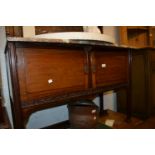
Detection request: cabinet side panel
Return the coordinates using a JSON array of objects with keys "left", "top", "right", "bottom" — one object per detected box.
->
[
  {"left": 118, "top": 52, "right": 147, "bottom": 118},
  {"left": 131, "top": 53, "right": 146, "bottom": 117}
]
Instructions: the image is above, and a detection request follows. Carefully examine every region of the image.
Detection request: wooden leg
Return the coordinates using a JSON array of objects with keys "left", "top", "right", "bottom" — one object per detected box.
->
[
  {"left": 99, "top": 93, "right": 103, "bottom": 115},
  {"left": 126, "top": 88, "right": 132, "bottom": 122},
  {"left": 126, "top": 49, "right": 132, "bottom": 122},
  {"left": 99, "top": 92, "right": 107, "bottom": 116}
]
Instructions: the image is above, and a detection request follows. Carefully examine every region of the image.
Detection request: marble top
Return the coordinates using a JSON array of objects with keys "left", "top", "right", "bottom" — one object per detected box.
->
[
  {"left": 7, "top": 37, "right": 153, "bottom": 50},
  {"left": 7, "top": 37, "right": 131, "bottom": 49}
]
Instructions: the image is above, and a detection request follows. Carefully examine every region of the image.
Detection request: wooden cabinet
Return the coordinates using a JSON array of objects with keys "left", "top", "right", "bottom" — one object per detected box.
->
[
  {"left": 119, "top": 26, "right": 153, "bottom": 48},
  {"left": 118, "top": 48, "right": 155, "bottom": 119},
  {"left": 5, "top": 26, "right": 23, "bottom": 37},
  {"left": 6, "top": 39, "right": 130, "bottom": 128}
]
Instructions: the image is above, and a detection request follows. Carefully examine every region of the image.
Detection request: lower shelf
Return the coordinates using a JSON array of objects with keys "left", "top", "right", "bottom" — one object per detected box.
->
[{"left": 41, "top": 120, "right": 112, "bottom": 129}]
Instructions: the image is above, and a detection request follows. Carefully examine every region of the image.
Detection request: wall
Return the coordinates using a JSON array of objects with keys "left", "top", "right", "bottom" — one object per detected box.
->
[
  {"left": 103, "top": 26, "right": 120, "bottom": 44},
  {"left": 0, "top": 26, "right": 13, "bottom": 127},
  {"left": 23, "top": 26, "right": 35, "bottom": 37}
]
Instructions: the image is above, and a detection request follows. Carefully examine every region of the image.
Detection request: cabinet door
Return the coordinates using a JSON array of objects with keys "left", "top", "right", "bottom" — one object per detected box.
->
[
  {"left": 91, "top": 50, "right": 129, "bottom": 88},
  {"left": 17, "top": 47, "right": 88, "bottom": 102}
]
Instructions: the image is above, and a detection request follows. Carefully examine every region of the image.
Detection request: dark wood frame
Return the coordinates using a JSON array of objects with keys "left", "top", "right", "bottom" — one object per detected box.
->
[
  {"left": 6, "top": 40, "right": 132, "bottom": 128},
  {"left": 5, "top": 26, "right": 23, "bottom": 37},
  {"left": 119, "top": 26, "right": 154, "bottom": 48},
  {"left": 7, "top": 43, "right": 24, "bottom": 128}
]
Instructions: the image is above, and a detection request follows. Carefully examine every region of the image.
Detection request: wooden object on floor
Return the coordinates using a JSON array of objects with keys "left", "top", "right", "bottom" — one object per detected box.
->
[
  {"left": 99, "top": 110, "right": 143, "bottom": 129},
  {"left": 135, "top": 116, "right": 155, "bottom": 129},
  {"left": 68, "top": 100, "right": 99, "bottom": 129},
  {"left": 42, "top": 112, "right": 155, "bottom": 129},
  {"left": 6, "top": 38, "right": 131, "bottom": 128}
]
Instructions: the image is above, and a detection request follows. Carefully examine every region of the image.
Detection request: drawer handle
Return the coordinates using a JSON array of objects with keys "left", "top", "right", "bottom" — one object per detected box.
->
[
  {"left": 48, "top": 79, "right": 53, "bottom": 84},
  {"left": 91, "top": 109, "right": 96, "bottom": 114},
  {"left": 101, "top": 64, "right": 106, "bottom": 68}
]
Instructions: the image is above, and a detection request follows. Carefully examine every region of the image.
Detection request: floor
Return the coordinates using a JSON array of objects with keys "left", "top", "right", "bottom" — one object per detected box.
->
[
  {"left": 1, "top": 109, "right": 155, "bottom": 129},
  {"left": 99, "top": 110, "right": 155, "bottom": 129},
  {"left": 134, "top": 116, "right": 155, "bottom": 129}
]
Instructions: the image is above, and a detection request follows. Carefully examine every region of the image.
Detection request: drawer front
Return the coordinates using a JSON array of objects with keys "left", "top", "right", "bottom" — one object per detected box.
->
[
  {"left": 17, "top": 48, "right": 88, "bottom": 101},
  {"left": 92, "top": 51, "right": 129, "bottom": 88}
]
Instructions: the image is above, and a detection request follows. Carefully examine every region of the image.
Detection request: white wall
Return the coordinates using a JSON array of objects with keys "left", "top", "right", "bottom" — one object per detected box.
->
[
  {"left": 23, "top": 26, "right": 35, "bottom": 37},
  {"left": 103, "top": 26, "right": 120, "bottom": 44},
  {"left": 0, "top": 26, "right": 13, "bottom": 127},
  {"left": 26, "top": 105, "right": 69, "bottom": 128}
]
